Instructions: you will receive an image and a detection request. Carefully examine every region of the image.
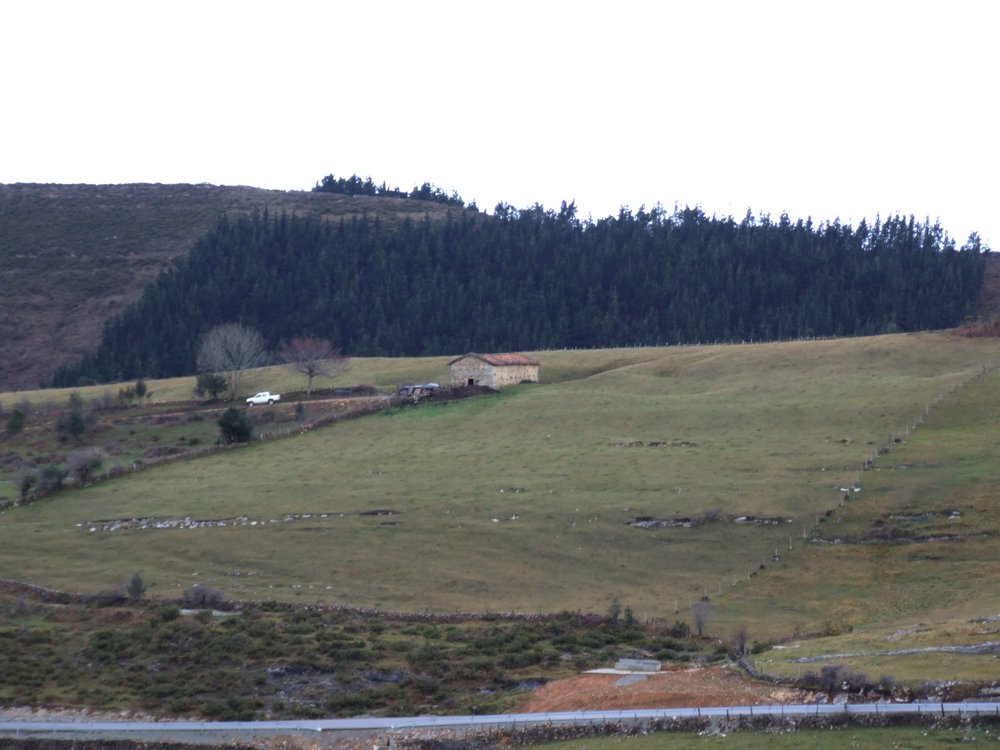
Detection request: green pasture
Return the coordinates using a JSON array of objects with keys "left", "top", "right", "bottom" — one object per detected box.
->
[
  {"left": 2, "top": 333, "right": 1000, "bottom": 649},
  {"left": 0, "top": 354, "right": 456, "bottom": 406},
  {"left": 718, "top": 362, "right": 1000, "bottom": 676}
]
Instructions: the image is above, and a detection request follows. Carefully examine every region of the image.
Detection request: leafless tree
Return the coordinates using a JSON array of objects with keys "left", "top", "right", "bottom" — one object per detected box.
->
[
  {"left": 730, "top": 623, "right": 749, "bottom": 657},
  {"left": 693, "top": 599, "right": 712, "bottom": 637},
  {"left": 278, "top": 337, "right": 349, "bottom": 397},
  {"left": 196, "top": 324, "right": 268, "bottom": 400}
]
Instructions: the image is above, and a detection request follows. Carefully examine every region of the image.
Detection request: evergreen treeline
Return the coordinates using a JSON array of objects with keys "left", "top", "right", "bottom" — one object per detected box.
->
[
  {"left": 52, "top": 204, "right": 986, "bottom": 386},
  {"left": 313, "top": 173, "right": 466, "bottom": 207}
]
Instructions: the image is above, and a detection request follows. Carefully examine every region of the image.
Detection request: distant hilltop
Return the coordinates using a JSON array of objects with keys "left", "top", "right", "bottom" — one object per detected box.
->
[{"left": 0, "top": 183, "right": 463, "bottom": 390}]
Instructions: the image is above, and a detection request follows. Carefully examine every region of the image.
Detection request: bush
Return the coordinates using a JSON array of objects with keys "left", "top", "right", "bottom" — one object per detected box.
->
[
  {"left": 607, "top": 597, "right": 622, "bottom": 623},
  {"left": 156, "top": 605, "right": 181, "bottom": 622},
  {"left": 126, "top": 572, "right": 146, "bottom": 601},
  {"left": 669, "top": 620, "right": 691, "bottom": 638},
  {"left": 5, "top": 408, "right": 26, "bottom": 436},
  {"left": 67, "top": 448, "right": 104, "bottom": 485},
  {"left": 195, "top": 373, "right": 227, "bottom": 400},
  {"left": 36, "top": 464, "right": 69, "bottom": 495},
  {"left": 818, "top": 665, "right": 842, "bottom": 692},
  {"left": 91, "top": 391, "right": 119, "bottom": 411},
  {"left": 182, "top": 585, "right": 224, "bottom": 609},
  {"left": 877, "top": 674, "right": 896, "bottom": 693},
  {"left": 106, "top": 463, "right": 129, "bottom": 479},
  {"left": 217, "top": 408, "right": 253, "bottom": 444},
  {"left": 57, "top": 394, "right": 95, "bottom": 441},
  {"left": 14, "top": 468, "right": 36, "bottom": 500}
]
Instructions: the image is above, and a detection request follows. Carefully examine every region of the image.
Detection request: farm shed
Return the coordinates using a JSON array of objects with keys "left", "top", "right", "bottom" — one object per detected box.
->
[{"left": 448, "top": 353, "right": 540, "bottom": 388}]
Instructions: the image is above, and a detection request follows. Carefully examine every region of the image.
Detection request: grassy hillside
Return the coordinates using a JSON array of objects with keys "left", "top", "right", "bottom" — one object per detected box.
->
[
  {"left": 2, "top": 332, "right": 999, "bottom": 671},
  {"left": 0, "top": 183, "right": 462, "bottom": 391}
]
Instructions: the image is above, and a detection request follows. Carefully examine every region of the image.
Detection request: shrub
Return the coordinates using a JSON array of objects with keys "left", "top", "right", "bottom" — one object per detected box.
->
[
  {"left": 623, "top": 606, "right": 636, "bottom": 627},
  {"left": 67, "top": 448, "right": 104, "bottom": 485},
  {"left": 607, "top": 597, "right": 622, "bottom": 623},
  {"left": 5, "top": 408, "right": 26, "bottom": 436},
  {"left": 217, "top": 408, "right": 253, "bottom": 444},
  {"left": 156, "top": 605, "right": 181, "bottom": 622},
  {"left": 36, "top": 464, "right": 69, "bottom": 495},
  {"left": 877, "top": 674, "right": 896, "bottom": 693},
  {"left": 106, "top": 463, "right": 129, "bottom": 479},
  {"left": 14, "top": 468, "right": 36, "bottom": 500},
  {"left": 182, "top": 585, "right": 224, "bottom": 608},
  {"left": 92, "top": 391, "right": 119, "bottom": 411},
  {"left": 668, "top": 620, "right": 692, "bottom": 638},
  {"left": 126, "top": 572, "right": 146, "bottom": 601},
  {"left": 195, "top": 373, "right": 227, "bottom": 400},
  {"left": 500, "top": 649, "right": 543, "bottom": 668},
  {"left": 57, "top": 394, "right": 95, "bottom": 441}
]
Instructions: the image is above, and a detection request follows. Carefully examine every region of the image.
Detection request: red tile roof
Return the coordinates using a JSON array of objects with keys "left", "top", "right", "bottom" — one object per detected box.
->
[{"left": 448, "top": 353, "right": 540, "bottom": 367}]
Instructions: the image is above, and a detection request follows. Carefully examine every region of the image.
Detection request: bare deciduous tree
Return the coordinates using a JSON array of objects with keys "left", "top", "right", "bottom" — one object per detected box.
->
[
  {"left": 693, "top": 599, "right": 712, "bottom": 637},
  {"left": 196, "top": 324, "right": 268, "bottom": 400},
  {"left": 278, "top": 337, "right": 349, "bottom": 397},
  {"left": 730, "top": 623, "right": 749, "bottom": 657}
]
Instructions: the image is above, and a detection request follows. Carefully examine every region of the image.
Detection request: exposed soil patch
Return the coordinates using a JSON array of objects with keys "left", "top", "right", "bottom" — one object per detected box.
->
[{"left": 516, "top": 667, "right": 805, "bottom": 711}]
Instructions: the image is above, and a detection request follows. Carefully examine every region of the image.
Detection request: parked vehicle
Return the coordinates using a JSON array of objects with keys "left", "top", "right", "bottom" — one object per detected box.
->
[
  {"left": 397, "top": 383, "right": 440, "bottom": 401},
  {"left": 245, "top": 391, "right": 280, "bottom": 406}
]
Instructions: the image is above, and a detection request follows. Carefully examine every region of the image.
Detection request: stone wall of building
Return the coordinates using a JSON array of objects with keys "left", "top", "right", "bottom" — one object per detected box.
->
[
  {"left": 449, "top": 358, "right": 488, "bottom": 386},
  {"left": 489, "top": 363, "right": 539, "bottom": 387},
  {"left": 448, "top": 358, "right": 539, "bottom": 388}
]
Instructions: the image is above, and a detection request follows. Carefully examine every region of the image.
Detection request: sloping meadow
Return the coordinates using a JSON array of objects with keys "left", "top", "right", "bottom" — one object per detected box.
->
[{"left": 1, "top": 332, "right": 998, "bottom": 640}]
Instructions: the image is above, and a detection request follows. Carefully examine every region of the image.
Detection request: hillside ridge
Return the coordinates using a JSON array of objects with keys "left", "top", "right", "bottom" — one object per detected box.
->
[
  {"left": 3, "top": 183, "right": 995, "bottom": 391},
  {"left": 0, "top": 183, "right": 461, "bottom": 390}
]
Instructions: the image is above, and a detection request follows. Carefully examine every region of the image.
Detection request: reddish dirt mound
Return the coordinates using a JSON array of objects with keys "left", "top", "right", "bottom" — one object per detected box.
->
[{"left": 517, "top": 666, "right": 805, "bottom": 711}]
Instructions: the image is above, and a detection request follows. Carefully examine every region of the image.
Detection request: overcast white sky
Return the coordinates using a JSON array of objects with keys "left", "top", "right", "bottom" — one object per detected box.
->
[{"left": 2, "top": 1, "right": 997, "bottom": 246}]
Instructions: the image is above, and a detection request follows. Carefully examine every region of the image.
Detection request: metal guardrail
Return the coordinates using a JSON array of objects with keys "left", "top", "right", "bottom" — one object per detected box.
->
[{"left": 1, "top": 702, "right": 999, "bottom": 742}]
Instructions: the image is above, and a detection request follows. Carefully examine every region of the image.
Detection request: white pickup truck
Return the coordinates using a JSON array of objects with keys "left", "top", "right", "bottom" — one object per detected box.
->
[{"left": 245, "top": 391, "right": 280, "bottom": 406}]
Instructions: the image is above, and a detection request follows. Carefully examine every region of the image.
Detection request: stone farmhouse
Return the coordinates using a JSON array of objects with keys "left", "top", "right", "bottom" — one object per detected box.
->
[{"left": 448, "top": 353, "right": 540, "bottom": 388}]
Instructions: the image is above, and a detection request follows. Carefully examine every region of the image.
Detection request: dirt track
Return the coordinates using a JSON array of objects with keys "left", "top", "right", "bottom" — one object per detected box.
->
[{"left": 516, "top": 666, "right": 806, "bottom": 712}]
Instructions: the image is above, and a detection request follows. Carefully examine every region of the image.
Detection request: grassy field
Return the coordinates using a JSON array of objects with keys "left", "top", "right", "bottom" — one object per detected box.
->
[{"left": 2, "top": 332, "right": 1000, "bottom": 665}]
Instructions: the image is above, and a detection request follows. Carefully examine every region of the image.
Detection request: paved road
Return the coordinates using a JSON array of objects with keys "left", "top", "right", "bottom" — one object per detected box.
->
[{"left": 1, "top": 703, "right": 999, "bottom": 745}]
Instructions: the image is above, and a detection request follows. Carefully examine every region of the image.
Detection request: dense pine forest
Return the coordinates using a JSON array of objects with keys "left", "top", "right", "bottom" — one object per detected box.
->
[{"left": 52, "top": 201, "right": 986, "bottom": 386}]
